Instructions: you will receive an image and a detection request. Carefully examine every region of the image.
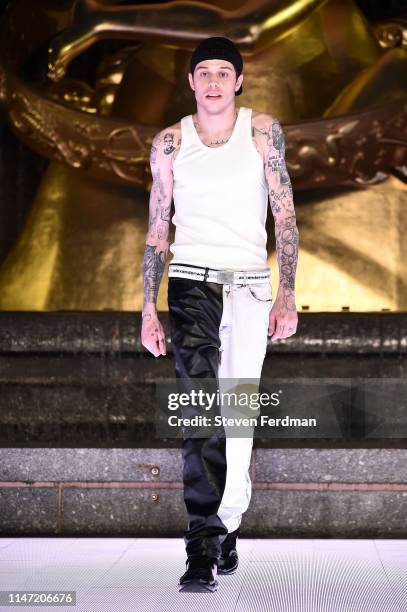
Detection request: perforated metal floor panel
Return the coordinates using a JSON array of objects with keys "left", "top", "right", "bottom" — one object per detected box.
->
[{"left": 0, "top": 537, "right": 406, "bottom": 611}]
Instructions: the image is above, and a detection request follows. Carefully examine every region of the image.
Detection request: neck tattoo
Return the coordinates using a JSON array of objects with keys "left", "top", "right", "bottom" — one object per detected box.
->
[{"left": 194, "top": 110, "right": 238, "bottom": 147}]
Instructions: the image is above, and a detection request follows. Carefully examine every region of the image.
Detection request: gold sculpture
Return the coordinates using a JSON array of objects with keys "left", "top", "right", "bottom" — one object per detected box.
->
[{"left": 0, "top": 0, "right": 406, "bottom": 312}]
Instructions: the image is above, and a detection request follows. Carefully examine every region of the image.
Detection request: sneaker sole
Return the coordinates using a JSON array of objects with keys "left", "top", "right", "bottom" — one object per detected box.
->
[
  {"left": 179, "top": 578, "right": 219, "bottom": 593},
  {"left": 218, "top": 567, "right": 237, "bottom": 575},
  {"left": 218, "top": 557, "right": 239, "bottom": 574},
  {"left": 218, "top": 565, "right": 238, "bottom": 575}
]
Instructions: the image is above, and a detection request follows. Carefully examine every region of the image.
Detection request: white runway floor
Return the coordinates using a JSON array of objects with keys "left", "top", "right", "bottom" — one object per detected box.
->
[{"left": 0, "top": 537, "right": 406, "bottom": 611}]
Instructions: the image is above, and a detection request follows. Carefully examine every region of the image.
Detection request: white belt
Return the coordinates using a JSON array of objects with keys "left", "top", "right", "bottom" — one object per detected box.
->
[{"left": 168, "top": 263, "right": 271, "bottom": 285}]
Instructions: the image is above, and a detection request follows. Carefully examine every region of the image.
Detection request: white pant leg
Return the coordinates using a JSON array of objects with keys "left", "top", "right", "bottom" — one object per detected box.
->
[{"left": 217, "top": 282, "right": 272, "bottom": 533}]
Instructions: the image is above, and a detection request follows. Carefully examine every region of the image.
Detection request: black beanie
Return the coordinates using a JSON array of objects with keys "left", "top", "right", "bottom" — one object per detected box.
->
[{"left": 189, "top": 36, "right": 243, "bottom": 96}]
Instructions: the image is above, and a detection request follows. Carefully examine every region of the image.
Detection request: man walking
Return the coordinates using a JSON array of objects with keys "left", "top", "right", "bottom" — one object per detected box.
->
[{"left": 141, "top": 36, "right": 299, "bottom": 592}]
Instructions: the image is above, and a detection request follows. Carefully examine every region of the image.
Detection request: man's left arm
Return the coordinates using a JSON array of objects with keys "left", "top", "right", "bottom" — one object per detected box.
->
[{"left": 254, "top": 115, "right": 299, "bottom": 340}]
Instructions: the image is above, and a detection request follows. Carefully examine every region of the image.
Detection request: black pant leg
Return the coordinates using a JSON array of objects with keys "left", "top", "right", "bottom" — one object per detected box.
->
[{"left": 168, "top": 277, "right": 228, "bottom": 559}]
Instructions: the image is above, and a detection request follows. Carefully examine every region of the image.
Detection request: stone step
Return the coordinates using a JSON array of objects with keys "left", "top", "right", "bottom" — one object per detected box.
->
[{"left": 0, "top": 448, "right": 406, "bottom": 536}]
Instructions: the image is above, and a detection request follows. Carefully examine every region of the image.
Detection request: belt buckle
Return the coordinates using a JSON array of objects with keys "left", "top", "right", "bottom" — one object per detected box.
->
[{"left": 217, "top": 269, "right": 235, "bottom": 284}]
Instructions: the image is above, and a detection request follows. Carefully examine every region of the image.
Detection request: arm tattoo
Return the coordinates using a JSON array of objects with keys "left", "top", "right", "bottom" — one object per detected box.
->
[
  {"left": 143, "top": 244, "right": 167, "bottom": 309},
  {"left": 150, "top": 133, "right": 160, "bottom": 165},
  {"left": 142, "top": 134, "right": 172, "bottom": 310},
  {"left": 163, "top": 132, "right": 175, "bottom": 155},
  {"left": 254, "top": 118, "right": 299, "bottom": 303},
  {"left": 149, "top": 167, "right": 171, "bottom": 240},
  {"left": 275, "top": 215, "right": 299, "bottom": 292},
  {"left": 150, "top": 143, "right": 158, "bottom": 165}
]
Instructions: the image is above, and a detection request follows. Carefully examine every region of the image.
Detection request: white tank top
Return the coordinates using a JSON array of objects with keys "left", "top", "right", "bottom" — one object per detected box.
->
[{"left": 170, "top": 106, "right": 269, "bottom": 271}]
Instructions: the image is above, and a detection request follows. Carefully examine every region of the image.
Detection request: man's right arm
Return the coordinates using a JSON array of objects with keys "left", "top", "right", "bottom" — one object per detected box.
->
[{"left": 142, "top": 129, "right": 174, "bottom": 318}]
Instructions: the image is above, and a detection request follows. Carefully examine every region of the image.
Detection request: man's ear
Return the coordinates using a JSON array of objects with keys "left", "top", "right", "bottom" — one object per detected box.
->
[
  {"left": 235, "top": 73, "right": 243, "bottom": 93},
  {"left": 188, "top": 72, "right": 195, "bottom": 91}
]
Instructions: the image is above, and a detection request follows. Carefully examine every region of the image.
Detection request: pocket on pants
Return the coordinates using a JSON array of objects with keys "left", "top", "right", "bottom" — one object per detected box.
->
[{"left": 246, "top": 282, "right": 272, "bottom": 303}]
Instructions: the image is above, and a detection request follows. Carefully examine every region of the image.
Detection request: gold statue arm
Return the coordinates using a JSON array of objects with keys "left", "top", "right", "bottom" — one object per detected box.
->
[{"left": 48, "top": 0, "right": 326, "bottom": 81}]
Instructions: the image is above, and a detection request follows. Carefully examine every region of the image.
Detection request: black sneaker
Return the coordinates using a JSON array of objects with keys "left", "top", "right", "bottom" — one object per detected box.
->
[
  {"left": 218, "top": 527, "right": 240, "bottom": 574},
  {"left": 178, "top": 555, "right": 219, "bottom": 592}
]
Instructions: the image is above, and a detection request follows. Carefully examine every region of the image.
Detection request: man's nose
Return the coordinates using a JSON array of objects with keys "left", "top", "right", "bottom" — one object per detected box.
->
[{"left": 208, "top": 76, "right": 220, "bottom": 87}]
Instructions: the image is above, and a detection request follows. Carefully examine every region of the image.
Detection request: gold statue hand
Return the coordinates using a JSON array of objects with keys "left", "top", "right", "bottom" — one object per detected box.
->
[{"left": 48, "top": 0, "right": 325, "bottom": 81}]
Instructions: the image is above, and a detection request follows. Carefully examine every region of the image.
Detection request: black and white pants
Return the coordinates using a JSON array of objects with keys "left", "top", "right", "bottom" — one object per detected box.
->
[{"left": 168, "top": 271, "right": 272, "bottom": 560}]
